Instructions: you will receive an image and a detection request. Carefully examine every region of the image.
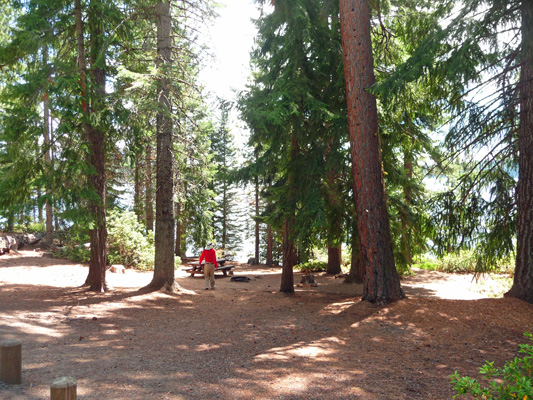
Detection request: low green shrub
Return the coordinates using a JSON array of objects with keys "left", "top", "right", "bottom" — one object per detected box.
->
[
  {"left": 53, "top": 209, "right": 181, "bottom": 270},
  {"left": 437, "top": 251, "right": 478, "bottom": 273},
  {"left": 450, "top": 332, "right": 533, "bottom": 399},
  {"left": 415, "top": 251, "right": 514, "bottom": 274},
  {"left": 24, "top": 222, "right": 45, "bottom": 234},
  {"left": 107, "top": 209, "right": 156, "bottom": 270},
  {"left": 54, "top": 244, "right": 91, "bottom": 263},
  {"left": 413, "top": 259, "right": 440, "bottom": 271},
  {"left": 295, "top": 260, "right": 328, "bottom": 272}
]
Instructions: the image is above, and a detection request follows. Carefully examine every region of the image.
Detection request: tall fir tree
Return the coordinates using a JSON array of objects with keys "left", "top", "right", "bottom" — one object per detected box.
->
[
  {"left": 339, "top": 0, "right": 404, "bottom": 304},
  {"left": 210, "top": 100, "right": 243, "bottom": 255}
]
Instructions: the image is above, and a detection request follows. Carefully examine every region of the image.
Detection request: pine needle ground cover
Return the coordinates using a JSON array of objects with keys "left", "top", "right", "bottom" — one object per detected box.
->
[{"left": 1, "top": 250, "right": 532, "bottom": 400}]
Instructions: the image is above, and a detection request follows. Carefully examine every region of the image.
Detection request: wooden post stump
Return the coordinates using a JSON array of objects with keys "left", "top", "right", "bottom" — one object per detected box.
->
[
  {"left": 50, "top": 376, "right": 77, "bottom": 400},
  {"left": 0, "top": 339, "right": 22, "bottom": 384}
]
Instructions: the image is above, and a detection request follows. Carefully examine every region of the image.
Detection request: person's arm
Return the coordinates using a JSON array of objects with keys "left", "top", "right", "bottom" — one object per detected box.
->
[
  {"left": 212, "top": 249, "right": 218, "bottom": 268},
  {"left": 199, "top": 250, "right": 205, "bottom": 266}
]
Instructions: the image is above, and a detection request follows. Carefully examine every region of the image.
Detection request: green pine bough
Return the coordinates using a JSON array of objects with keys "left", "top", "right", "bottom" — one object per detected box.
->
[{"left": 450, "top": 333, "right": 533, "bottom": 399}]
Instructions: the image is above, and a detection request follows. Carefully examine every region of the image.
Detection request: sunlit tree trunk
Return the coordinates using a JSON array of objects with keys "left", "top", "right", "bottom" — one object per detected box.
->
[{"left": 339, "top": 0, "right": 404, "bottom": 304}]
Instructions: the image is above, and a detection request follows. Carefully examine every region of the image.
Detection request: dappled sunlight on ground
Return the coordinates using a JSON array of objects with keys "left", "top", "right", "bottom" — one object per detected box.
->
[{"left": 0, "top": 251, "right": 531, "bottom": 399}]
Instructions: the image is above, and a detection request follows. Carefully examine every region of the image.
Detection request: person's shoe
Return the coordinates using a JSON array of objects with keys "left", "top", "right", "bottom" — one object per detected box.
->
[
  {"left": 211, "top": 287, "right": 215, "bottom": 290},
  {"left": 205, "top": 288, "right": 209, "bottom": 290}
]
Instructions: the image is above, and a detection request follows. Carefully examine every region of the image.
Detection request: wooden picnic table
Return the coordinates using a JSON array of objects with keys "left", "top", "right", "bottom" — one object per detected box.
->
[{"left": 183, "top": 258, "right": 235, "bottom": 277}]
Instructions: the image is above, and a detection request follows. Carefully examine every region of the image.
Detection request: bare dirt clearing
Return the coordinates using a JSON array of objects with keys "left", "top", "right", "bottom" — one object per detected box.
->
[{"left": 0, "top": 250, "right": 531, "bottom": 399}]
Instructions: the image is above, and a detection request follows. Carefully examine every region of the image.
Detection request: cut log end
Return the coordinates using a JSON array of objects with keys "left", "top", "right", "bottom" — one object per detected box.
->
[
  {"left": 51, "top": 376, "right": 77, "bottom": 400},
  {"left": 0, "top": 339, "right": 22, "bottom": 384}
]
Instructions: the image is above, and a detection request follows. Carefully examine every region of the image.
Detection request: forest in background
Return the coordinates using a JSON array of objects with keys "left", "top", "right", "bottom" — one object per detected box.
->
[{"left": 0, "top": 0, "right": 532, "bottom": 304}]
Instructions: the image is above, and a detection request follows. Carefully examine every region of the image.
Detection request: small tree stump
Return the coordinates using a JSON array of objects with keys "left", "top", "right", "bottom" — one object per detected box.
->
[
  {"left": 0, "top": 339, "right": 22, "bottom": 384},
  {"left": 50, "top": 376, "right": 77, "bottom": 400}
]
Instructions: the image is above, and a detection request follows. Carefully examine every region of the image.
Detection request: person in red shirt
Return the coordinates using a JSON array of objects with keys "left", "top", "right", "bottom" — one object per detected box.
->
[{"left": 199, "top": 242, "right": 218, "bottom": 290}]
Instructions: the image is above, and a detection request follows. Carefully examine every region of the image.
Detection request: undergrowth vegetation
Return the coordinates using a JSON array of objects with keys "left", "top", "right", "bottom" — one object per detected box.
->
[
  {"left": 451, "top": 333, "right": 533, "bottom": 399},
  {"left": 295, "top": 260, "right": 328, "bottom": 272},
  {"left": 53, "top": 209, "right": 181, "bottom": 270},
  {"left": 415, "top": 250, "right": 514, "bottom": 274}
]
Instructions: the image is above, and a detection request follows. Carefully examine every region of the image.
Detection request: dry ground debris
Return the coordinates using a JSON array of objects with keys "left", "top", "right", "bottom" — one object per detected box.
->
[{"left": 0, "top": 250, "right": 531, "bottom": 399}]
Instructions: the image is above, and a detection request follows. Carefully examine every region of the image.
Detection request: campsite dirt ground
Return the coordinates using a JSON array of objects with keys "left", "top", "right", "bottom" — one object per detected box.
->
[{"left": 0, "top": 249, "right": 532, "bottom": 400}]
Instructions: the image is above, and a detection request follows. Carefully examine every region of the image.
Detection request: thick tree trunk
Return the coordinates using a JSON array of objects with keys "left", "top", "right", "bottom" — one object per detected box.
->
[
  {"left": 340, "top": 0, "right": 404, "bottom": 304},
  {"left": 327, "top": 245, "right": 342, "bottom": 275},
  {"left": 146, "top": 0, "right": 178, "bottom": 292},
  {"left": 280, "top": 216, "right": 296, "bottom": 293},
  {"left": 87, "top": 0, "right": 107, "bottom": 292},
  {"left": 145, "top": 142, "right": 154, "bottom": 232},
  {"left": 76, "top": 0, "right": 108, "bottom": 291},
  {"left": 505, "top": 0, "right": 533, "bottom": 303}
]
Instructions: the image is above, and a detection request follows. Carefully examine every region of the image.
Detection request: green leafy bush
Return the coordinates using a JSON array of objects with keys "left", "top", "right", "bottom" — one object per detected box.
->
[
  {"left": 54, "top": 209, "right": 181, "bottom": 270},
  {"left": 107, "top": 209, "right": 156, "bottom": 270},
  {"left": 451, "top": 333, "right": 533, "bottom": 399},
  {"left": 296, "top": 260, "right": 328, "bottom": 272},
  {"left": 54, "top": 244, "right": 91, "bottom": 263},
  {"left": 24, "top": 222, "right": 45, "bottom": 234}
]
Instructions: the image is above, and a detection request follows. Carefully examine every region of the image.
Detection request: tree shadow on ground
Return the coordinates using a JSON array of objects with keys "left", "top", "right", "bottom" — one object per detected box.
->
[{"left": 0, "top": 259, "right": 532, "bottom": 399}]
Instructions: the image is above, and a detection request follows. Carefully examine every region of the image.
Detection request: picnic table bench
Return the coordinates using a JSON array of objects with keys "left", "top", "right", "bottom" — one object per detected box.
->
[{"left": 183, "top": 258, "right": 235, "bottom": 277}]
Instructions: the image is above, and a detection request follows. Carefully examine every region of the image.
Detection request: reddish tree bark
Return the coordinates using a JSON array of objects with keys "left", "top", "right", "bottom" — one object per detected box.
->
[
  {"left": 505, "top": 0, "right": 533, "bottom": 303},
  {"left": 339, "top": 0, "right": 404, "bottom": 304},
  {"left": 146, "top": 0, "right": 179, "bottom": 292},
  {"left": 76, "top": 0, "right": 108, "bottom": 292}
]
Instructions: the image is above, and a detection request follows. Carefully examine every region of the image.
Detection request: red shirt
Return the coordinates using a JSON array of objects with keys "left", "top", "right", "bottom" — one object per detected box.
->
[{"left": 199, "top": 249, "right": 218, "bottom": 268}]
